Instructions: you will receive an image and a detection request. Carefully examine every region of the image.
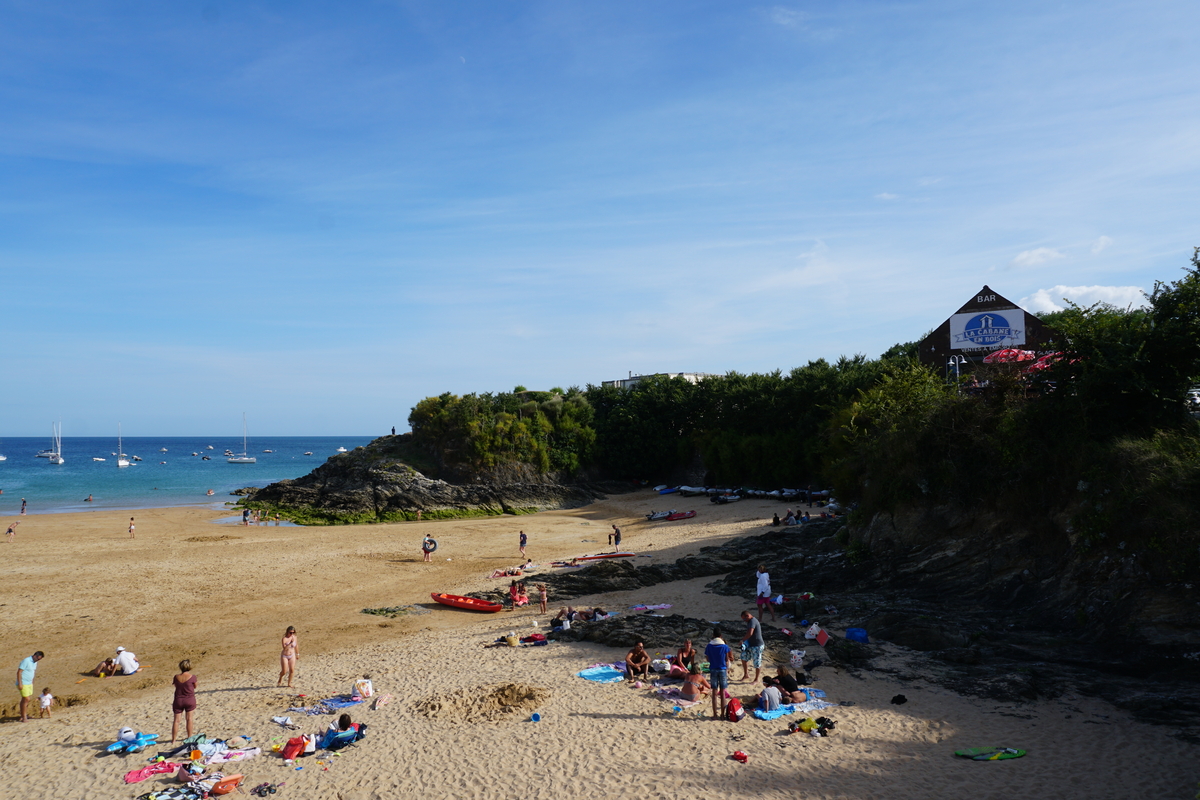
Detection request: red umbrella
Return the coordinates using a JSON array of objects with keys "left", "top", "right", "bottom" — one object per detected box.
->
[
  {"left": 1023, "top": 352, "right": 1064, "bottom": 373},
  {"left": 983, "top": 348, "right": 1036, "bottom": 363}
]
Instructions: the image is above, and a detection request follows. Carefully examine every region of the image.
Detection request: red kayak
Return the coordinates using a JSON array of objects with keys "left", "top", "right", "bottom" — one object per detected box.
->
[
  {"left": 431, "top": 592, "right": 504, "bottom": 613},
  {"left": 665, "top": 511, "right": 695, "bottom": 521},
  {"left": 575, "top": 552, "right": 636, "bottom": 562}
]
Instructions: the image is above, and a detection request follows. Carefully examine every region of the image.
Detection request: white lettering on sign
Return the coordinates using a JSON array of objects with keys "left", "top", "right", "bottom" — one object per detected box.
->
[{"left": 977, "top": 294, "right": 996, "bottom": 303}]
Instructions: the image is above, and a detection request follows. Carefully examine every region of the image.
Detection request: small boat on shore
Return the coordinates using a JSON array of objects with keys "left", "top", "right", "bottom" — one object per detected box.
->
[
  {"left": 665, "top": 511, "right": 695, "bottom": 521},
  {"left": 646, "top": 510, "right": 674, "bottom": 521},
  {"left": 431, "top": 593, "right": 504, "bottom": 613},
  {"left": 575, "top": 552, "right": 637, "bottom": 562}
]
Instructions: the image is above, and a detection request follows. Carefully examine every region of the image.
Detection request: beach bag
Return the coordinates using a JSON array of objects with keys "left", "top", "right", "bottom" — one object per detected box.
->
[
  {"left": 353, "top": 679, "right": 374, "bottom": 699},
  {"left": 805, "top": 623, "right": 821, "bottom": 640},
  {"left": 303, "top": 734, "right": 318, "bottom": 755},
  {"left": 281, "top": 737, "right": 305, "bottom": 761},
  {"left": 789, "top": 649, "right": 806, "bottom": 669},
  {"left": 725, "top": 697, "right": 745, "bottom": 722},
  {"left": 650, "top": 659, "right": 671, "bottom": 674}
]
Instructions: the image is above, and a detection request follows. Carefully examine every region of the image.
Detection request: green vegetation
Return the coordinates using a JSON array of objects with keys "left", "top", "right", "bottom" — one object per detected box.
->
[{"left": 409, "top": 387, "right": 596, "bottom": 475}]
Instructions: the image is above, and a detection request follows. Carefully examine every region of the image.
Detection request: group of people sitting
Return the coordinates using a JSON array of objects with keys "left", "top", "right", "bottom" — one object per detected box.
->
[
  {"left": 622, "top": 635, "right": 810, "bottom": 711},
  {"left": 551, "top": 606, "right": 609, "bottom": 627},
  {"left": 509, "top": 580, "right": 530, "bottom": 607},
  {"left": 89, "top": 646, "right": 141, "bottom": 677},
  {"left": 771, "top": 509, "right": 811, "bottom": 526}
]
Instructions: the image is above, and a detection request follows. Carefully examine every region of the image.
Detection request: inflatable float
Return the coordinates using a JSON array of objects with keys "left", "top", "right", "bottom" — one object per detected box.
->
[
  {"left": 665, "top": 511, "right": 695, "bottom": 521},
  {"left": 106, "top": 730, "right": 159, "bottom": 754},
  {"left": 431, "top": 592, "right": 504, "bottom": 613},
  {"left": 645, "top": 510, "right": 674, "bottom": 521}
]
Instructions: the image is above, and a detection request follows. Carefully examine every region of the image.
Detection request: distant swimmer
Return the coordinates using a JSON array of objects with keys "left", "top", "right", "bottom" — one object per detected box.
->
[
  {"left": 84, "top": 495, "right": 93, "bottom": 502},
  {"left": 206, "top": 489, "right": 214, "bottom": 496}
]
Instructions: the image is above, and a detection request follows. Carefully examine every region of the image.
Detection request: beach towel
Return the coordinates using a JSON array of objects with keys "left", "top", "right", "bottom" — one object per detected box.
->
[
  {"left": 577, "top": 666, "right": 624, "bottom": 683},
  {"left": 135, "top": 787, "right": 204, "bottom": 800},
  {"left": 204, "top": 747, "right": 261, "bottom": 765},
  {"left": 320, "top": 695, "right": 364, "bottom": 710},
  {"left": 124, "top": 761, "right": 182, "bottom": 784},
  {"left": 630, "top": 603, "right": 672, "bottom": 610},
  {"left": 752, "top": 699, "right": 834, "bottom": 721}
]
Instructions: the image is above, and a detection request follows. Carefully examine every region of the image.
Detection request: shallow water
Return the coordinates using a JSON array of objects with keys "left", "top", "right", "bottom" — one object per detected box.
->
[{"left": 0, "top": 435, "right": 374, "bottom": 515}]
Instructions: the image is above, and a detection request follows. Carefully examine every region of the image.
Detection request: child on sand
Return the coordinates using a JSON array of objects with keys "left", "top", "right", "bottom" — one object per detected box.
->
[
  {"left": 537, "top": 584, "right": 547, "bottom": 614},
  {"left": 39, "top": 688, "right": 56, "bottom": 718}
]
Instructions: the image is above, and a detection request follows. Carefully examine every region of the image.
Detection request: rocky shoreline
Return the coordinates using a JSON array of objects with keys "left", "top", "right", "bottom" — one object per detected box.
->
[{"left": 472, "top": 519, "right": 1199, "bottom": 741}]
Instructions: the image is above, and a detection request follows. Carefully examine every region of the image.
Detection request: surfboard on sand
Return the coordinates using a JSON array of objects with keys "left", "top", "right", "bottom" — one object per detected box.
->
[{"left": 954, "top": 747, "right": 1026, "bottom": 761}]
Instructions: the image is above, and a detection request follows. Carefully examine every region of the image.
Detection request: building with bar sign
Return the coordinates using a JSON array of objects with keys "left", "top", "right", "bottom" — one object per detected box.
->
[{"left": 918, "top": 286, "right": 1059, "bottom": 374}]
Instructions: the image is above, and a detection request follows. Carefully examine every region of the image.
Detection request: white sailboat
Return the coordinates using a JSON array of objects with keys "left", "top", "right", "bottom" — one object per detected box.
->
[
  {"left": 48, "top": 422, "right": 64, "bottom": 465},
  {"left": 0, "top": 436, "right": 6, "bottom": 461},
  {"left": 228, "top": 413, "right": 256, "bottom": 464},
  {"left": 117, "top": 424, "right": 130, "bottom": 468}
]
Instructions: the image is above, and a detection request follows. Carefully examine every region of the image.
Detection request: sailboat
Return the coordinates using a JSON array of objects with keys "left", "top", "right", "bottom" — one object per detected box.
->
[
  {"left": 117, "top": 424, "right": 130, "bottom": 468},
  {"left": 47, "top": 422, "right": 64, "bottom": 465},
  {"left": 228, "top": 413, "right": 256, "bottom": 464},
  {"left": 0, "top": 436, "right": 6, "bottom": 461}
]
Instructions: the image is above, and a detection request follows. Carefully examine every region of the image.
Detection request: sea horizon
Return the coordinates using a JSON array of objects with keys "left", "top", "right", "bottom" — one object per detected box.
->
[{"left": 0, "top": 435, "right": 376, "bottom": 516}]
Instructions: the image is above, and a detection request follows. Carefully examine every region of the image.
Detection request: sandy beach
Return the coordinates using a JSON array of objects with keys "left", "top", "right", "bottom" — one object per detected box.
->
[{"left": 0, "top": 496, "right": 1195, "bottom": 799}]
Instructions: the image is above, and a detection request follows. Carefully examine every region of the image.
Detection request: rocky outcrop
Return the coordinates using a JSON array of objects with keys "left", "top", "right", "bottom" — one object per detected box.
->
[{"left": 248, "top": 435, "right": 633, "bottom": 523}]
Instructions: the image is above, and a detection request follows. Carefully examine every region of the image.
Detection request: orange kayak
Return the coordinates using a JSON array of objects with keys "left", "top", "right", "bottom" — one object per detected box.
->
[{"left": 431, "top": 592, "right": 504, "bottom": 613}]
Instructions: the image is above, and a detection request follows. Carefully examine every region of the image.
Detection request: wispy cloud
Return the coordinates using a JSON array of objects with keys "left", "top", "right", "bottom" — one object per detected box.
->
[
  {"left": 875, "top": 192, "right": 899, "bottom": 200},
  {"left": 1019, "top": 284, "right": 1147, "bottom": 314},
  {"left": 1011, "top": 247, "right": 1065, "bottom": 268},
  {"left": 1090, "top": 235, "right": 1113, "bottom": 254},
  {"left": 769, "top": 7, "right": 808, "bottom": 28}
]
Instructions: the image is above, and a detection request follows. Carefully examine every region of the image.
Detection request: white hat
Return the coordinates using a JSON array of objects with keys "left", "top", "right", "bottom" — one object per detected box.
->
[{"left": 116, "top": 646, "right": 125, "bottom": 652}]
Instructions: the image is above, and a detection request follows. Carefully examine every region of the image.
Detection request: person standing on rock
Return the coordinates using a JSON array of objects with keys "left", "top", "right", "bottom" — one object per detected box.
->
[
  {"left": 756, "top": 564, "right": 776, "bottom": 622},
  {"left": 519, "top": 530, "right": 527, "bottom": 559}
]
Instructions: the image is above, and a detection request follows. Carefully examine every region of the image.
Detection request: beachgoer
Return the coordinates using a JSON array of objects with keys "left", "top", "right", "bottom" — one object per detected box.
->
[
  {"left": 90, "top": 657, "right": 117, "bottom": 677},
  {"left": 170, "top": 659, "right": 197, "bottom": 744},
  {"left": 416, "top": 510, "right": 422, "bottom": 521},
  {"left": 519, "top": 530, "right": 527, "bottom": 558},
  {"left": 85, "top": 494, "right": 93, "bottom": 502},
  {"left": 625, "top": 643, "right": 650, "bottom": 680},
  {"left": 242, "top": 509, "right": 249, "bottom": 526},
  {"left": 739, "top": 610, "right": 765, "bottom": 683},
  {"left": 758, "top": 683, "right": 783, "bottom": 712},
  {"left": 675, "top": 639, "right": 696, "bottom": 671},
  {"left": 756, "top": 564, "right": 776, "bottom": 621},
  {"left": 783, "top": 513, "right": 796, "bottom": 526},
  {"left": 680, "top": 664, "right": 710, "bottom": 702},
  {"left": 608, "top": 524, "right": 619, "bottom": 546},
  {"left": 422, "top": 535, "right": 435, "bottom": 562},
  {"left": 206, "top": 489, "right": 214, "bottom": 496},
  {"left": 705, "top": 629, "right": 733, "bottom": 719},
  {"left": 516, "top": 582, "right": 530, "bottom": 607},
  {"left": 114, "top": 646, "right": 141, "bottom": 675},
  {"left": 591, "top": 607, "right": 609, "bottom": 620},
  {"left": 278, "top": 626, "right": 298, "bottom": 688},
  {"left": 802, "top": 512, "right": 810, "bottom": 523},
  {"left": 521, "top": 559, "right": 533, "bottom": 570},
  {"left": 323, "top": 712, "right": 364, "bottom": 746},
  {"left": 38, "top": 687, "right": 56, "bottom": 718},
  {"left": 391, "top": 426, "right": 396, "bottom": 436},
  {"left": 509, "top": 580, "right": 520, "bottom": 609},
  {"left": 771, "top": 513, "right": 780, "bottom": 526},
  {"left": 763, "top": 665, "right": 807, "bottom": 703},
  {"left": 275, "top": 513, "right": 281, "bottom": 526},
  {"left": 15, "top": 651, "right": 44, "bottom": 722},
  {"left": 612, "top": 525, "right": 622, "bottom": 552},
  {"left": 128, "top": 517, "right": 135, "bottom": 539},
  {"left": 20, "top": 497, "right": 26, "bottom": 515},
  {"left": 5, "top": 521, "right": 17, "bottom": 542},
  {"left": 537, "top": 583, "right": 547, "bottom": 614}
]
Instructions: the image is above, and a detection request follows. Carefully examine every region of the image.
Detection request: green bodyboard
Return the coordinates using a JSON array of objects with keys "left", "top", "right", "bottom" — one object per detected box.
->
[{"left": 955, "top": 747, "right": 1026, "bottom": 761}]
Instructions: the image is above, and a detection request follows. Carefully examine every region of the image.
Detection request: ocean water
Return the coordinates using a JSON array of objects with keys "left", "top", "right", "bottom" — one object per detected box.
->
[{"left": 0, "top": 436, "right": 375, "bottom": 515}]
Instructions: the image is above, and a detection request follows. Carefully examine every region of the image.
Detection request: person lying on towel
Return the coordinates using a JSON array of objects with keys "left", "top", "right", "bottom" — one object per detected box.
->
[
  {"left": 625, "top": 643, "right": 650, "bottom": 680},
  {"left": 762, "top": 666, "right": 808, "bottom": 703}
]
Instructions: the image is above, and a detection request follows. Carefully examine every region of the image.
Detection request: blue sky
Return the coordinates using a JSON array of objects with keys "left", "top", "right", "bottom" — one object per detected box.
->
[{"left": 2, "top": 1, "right": 1198, "bottom": 436}]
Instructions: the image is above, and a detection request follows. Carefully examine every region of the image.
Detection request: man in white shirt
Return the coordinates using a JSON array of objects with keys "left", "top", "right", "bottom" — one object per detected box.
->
[
  {"left": 756, "top": 564, "right": 776, "bottom": 622},
  {"left": 114, "top": 647, "right": 141, "bottom": 675}
]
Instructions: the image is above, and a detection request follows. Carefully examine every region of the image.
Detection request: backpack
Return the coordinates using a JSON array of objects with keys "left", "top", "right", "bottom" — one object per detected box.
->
[
  {"left": 726, "top": 697, "right": 745, "bottom": 722},
  {"left": 281, "top": 736, "right": 305, "bottom": 760}
]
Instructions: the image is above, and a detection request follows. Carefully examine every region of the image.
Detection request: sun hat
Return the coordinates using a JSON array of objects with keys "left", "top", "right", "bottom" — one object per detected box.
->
[{"left": 116, "top": 646, "right": 126, "bottom": 652}]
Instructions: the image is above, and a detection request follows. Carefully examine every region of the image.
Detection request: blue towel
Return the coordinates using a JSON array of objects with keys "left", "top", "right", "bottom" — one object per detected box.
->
[
  {"left": 753, "top": 704, "right": 797, "bottom": 720},
  {"left": 321, "top": 695, "right": 365, "bottom": 709},
  {"left": 577, "top": 666, "right": 624, "bottom": 683}
]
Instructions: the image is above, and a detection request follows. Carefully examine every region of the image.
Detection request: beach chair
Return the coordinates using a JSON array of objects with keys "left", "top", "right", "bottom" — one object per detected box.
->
[{"left": 320, "top": 724, "right": 366, "bottom": 751}]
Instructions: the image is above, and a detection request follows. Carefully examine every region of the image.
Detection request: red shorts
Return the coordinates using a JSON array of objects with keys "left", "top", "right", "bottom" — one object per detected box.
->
[{"left": 756, "top": 596, "right": 769, "bottom": 607}]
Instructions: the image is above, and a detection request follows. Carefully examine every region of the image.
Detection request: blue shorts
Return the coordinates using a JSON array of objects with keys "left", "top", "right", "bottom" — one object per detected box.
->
[{"left": 709, "top": 669, "right": 729, "bottom": 690}]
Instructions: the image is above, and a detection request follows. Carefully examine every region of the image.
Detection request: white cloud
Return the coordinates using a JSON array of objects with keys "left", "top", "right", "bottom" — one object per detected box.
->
[
  {"left": 769, "top": 7, "right": 807, "bottom": 28},
  {"left": 1091, "top": 235, "right": 1113, "bottom": 254},
  {"left": 1019, "top": 284, "right": 1147, "bottom": 314},
  {"left": 1011, "top": 247, "right": 1065, "bottom": 267},
  {"left": 875, "top": 192, "right": 898, "bottom": 200}
]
